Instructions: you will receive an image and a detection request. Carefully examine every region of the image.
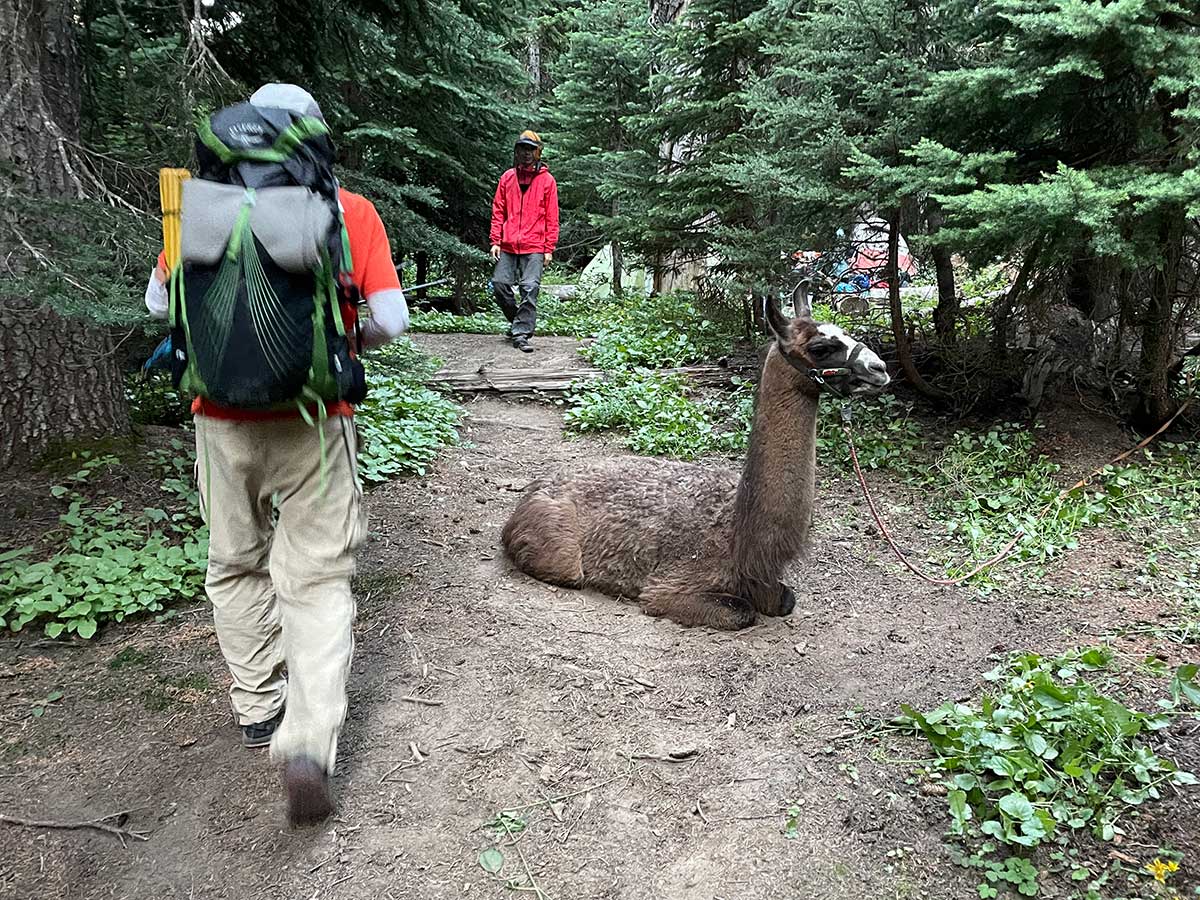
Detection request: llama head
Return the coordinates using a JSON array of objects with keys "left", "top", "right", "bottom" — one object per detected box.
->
[{"left": 764, "top": 281, "right": 891, "bottom": 396}]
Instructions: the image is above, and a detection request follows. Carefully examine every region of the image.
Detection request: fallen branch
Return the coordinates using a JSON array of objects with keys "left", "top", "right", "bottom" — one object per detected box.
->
[
  {"left": 400, "top": 695, "right": 444, "bottom": 707},
  {"left": 0, "top": 810, "right": 149, "bottom": 847},
  {"left": 428, "top": 364, "right": 746, "bottom": 395}
]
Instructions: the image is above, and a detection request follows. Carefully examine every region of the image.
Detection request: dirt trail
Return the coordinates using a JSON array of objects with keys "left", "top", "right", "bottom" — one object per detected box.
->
[{"left": 0, "top": 333, "right": 1184, "bottom": 900}]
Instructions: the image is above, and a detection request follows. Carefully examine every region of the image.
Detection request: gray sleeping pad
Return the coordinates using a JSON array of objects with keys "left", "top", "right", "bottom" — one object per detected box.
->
[{"left": 180, "top": 180, "right": 335, "bottom": 274}]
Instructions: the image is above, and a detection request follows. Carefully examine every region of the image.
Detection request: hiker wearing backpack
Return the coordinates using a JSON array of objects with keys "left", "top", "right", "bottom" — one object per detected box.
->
[
  {"left": 144, "top": 84, "right": 408, "bottom": 827},
  {"left": 489, "top": 130, "right": 559, "bottom": 353}
]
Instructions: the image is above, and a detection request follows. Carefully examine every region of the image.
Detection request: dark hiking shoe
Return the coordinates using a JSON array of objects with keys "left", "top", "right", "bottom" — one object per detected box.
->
[
  {"left": 513, "top": 337, "right": 534, "bottom": 353},
  {"left": 284, "top": 758, "right": 334, "bottom": 826},
  {"left": 241, "top": 709, "right": 284, "bottom": 749}
]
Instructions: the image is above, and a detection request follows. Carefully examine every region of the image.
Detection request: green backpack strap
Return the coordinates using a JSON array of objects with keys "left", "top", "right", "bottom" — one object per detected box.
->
[{"left": 197, "top": 115, "right": 330, "bottom": 165}]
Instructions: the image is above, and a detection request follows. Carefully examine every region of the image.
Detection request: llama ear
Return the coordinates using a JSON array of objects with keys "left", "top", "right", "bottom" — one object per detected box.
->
[
  {"left": 763, "top": 295, "right": 790, "bottom": 341},
  {"left": 792, "top": 279, "right": 812, "bottom": 319}
]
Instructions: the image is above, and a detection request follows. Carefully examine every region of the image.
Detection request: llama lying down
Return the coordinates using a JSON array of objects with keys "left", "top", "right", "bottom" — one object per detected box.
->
[{"left": 501, "top": 290, "right": 892, "bottom": 630}]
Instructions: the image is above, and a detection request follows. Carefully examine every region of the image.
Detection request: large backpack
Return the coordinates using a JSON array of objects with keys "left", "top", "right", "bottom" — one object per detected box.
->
[{"left": 168, "top": 100, "right": 365, "bottom": 412}]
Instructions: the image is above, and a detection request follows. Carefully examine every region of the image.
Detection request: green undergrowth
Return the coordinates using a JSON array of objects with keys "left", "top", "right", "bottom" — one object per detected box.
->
[
  {"left": 358, "top": 338, "right": 462, "bottom": 481},
  {"left": 566, "top": 371, "right": 753, "bottom": 458},
  {"left": 818, "top": 400, "right": 1200, "bottom": 582},
  {"left": 0, "top": 445, "right": 207, "bottom": 639},
  {"left": 580, "top": 294, "right": 737, "bottom": 370},
  {"left": 563, "top": 292, "right": 745, "bottom": 457},
  {"left": 409, "top": 308, "right": 508, "bottom": 334},
  {"left": 409, "top": 288, "right": 738, "bottom": 345},
  {"left": 409, "top": 290, "right": 613, "bottom": 338},
  {"left": 127, "top": 369, "right": 191, "bottom": 427},
  {"left": 896, "top": 648, "right": 1200, "bottom": 898},
  {"left": 2, "top": 338, "right": 458, "bottom": 639}
]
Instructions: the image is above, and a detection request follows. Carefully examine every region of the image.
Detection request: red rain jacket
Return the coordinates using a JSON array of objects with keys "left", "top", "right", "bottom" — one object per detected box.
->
[{"left": 489, "top": 165, "right": 560, "bottom": 255}]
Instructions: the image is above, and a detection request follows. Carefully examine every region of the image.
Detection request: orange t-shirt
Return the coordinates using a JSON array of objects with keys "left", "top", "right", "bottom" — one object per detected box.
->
[{"left": 159, "top": 188, "right": 400, "bottom": 421}]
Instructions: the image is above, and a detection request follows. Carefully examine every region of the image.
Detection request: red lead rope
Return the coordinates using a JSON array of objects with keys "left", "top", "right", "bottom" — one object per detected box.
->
[{"left": 841, "top": 388, "right": 1195, "bottom": 587}]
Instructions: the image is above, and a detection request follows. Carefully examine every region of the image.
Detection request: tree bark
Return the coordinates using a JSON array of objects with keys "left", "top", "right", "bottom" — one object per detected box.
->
[
  {"left": 611, "top": 239, "right": 624, "bottom": 298},
  {"left": 650, "top": 0, "right": 691, "bottom": 24},
  {"left": 450, "top": 255, "right": 474, "bottom": 315},
  {"left": 927, "top": 202, "right": 958, "bottom": 346},
  {"left": 990, "top": 238, "right": 1042, "bottom": 363},
  {"left": 526, "top": 31, "right": 541, "bottom": 98},
  {"left": 1135, "top": 80, "right": 1190, "bottom": 429},
  {"left": 414, "top": 250, "right": 429, "bottom": 307},
  {"left": 886, "top": 207, "right": 948, "bottom": 401},
  {"left": 1136, "top": 211, "right": 1185, "bottom": 427},
  {"left": 1, "top": 0, "right": 85, "bottom": 197},
  {"left": 0, "top": 297, "right": 128, "bottom": 465},
  {"left": 0, "top": 0, "right": 129, "bottom": 467}
]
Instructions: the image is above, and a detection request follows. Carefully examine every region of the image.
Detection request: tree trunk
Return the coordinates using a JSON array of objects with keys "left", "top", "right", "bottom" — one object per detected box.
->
[
  {"left": 1065, "top": 260, "right": 1095, "bottom": 318},
  {"left": 0, "top": 298, "right": 129, "bottom": 465},
  {"left": 1135, "top": 82, "right": 1190, "bottom": 429},
  {"left": 608, "top": 188, "right": 624, "bottom": 297},
  {"left": 886, "top": 207, "right": 948, "bottom": 402},
  {"left": 414, "top": 250, "right": 429, "bottom": 307},
  {"left": 927, "top": 202, "right": 958, "bottom": 346},
  {"left": 990, "top": 238, "right": 1042, "bottom": 363},
  {"left": 0, "top": 0, "right": 129, "bottom": 467},
  {"left": 650, "top": 0, "right": 690, "bottom": 24},
  {"left": 526, "top": 31, "right": 541, "bottom": 99},
  {"left": 1, "top": 0, "right": 85, "bottom": 197},
  {"left": 450, "top": 255, "right": 474, "bottom": 315},
  {"left": 1136, "top": 212, "right": 1185, "bottom": 428}
]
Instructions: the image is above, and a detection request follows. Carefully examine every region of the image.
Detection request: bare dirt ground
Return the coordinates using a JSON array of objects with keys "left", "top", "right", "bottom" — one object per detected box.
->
[{"left": 1, "top": 333, "right": 1197, "bottom": 900}]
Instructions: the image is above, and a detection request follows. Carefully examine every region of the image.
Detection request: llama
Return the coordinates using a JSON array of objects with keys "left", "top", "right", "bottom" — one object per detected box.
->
[{"left": 501, "top": 287, "right": 892, "bottom": 630}]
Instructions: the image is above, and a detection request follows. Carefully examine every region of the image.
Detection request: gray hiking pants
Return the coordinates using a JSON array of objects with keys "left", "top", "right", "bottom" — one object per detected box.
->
[{"left": 493, "top": 251, "right": 543, "bottom": 339}]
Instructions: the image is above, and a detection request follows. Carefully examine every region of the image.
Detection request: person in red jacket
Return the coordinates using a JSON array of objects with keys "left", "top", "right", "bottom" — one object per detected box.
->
[{"left": 489, "top": 130, "right": 559, "bottom": 352}]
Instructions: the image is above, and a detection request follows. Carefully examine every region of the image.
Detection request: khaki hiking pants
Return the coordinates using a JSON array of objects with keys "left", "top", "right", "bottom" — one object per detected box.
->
[{"left": 195, "top": 414, "right": 367, "bottom": 773}]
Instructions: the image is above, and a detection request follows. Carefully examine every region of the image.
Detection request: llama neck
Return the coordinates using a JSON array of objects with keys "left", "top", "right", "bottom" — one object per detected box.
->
[{"left": 730, "top": 347, "right": 819, "bottom": 585}]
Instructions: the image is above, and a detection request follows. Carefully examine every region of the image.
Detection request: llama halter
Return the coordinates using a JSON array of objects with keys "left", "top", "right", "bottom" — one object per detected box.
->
[
  {"left": 780, "top": 340, "right": 868, "bottom": 398},
  {"left": 808, "top": 340, "right": 867, "bottom": 398}
]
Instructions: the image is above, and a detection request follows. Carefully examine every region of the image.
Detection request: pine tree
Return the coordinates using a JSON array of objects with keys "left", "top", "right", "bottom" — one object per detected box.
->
[
  {"left": 624, "top": 0, "right": 775, "bottom": 298},
  {"left": 914, "top": 0, "right": 1200, "bottom": 422},
  {"left": 544, "top": 0, "right": 657, "bottom": 294},
  {"left": 745, "top": 0, "right": 953, "bottom": 394}
]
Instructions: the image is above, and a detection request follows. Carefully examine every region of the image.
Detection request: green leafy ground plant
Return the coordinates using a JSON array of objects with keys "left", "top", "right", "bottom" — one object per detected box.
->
[
  {"left": 409, "top": 291, "right": 612, "bottom": 339},
  {"left": 565, "top": 371, "right": 750, "bottom": 458},
  {"left": 358, "top": 338, "right": 461, "bottom": 481},
  {"left": 0, "top": 447, "right": 207, "bottom": 639},
  {"left": 896, "top": 649, "right": 1198, "bottom": 897},
  {"left": 2, "top": 340, "right": 460, "bottom": 638}
]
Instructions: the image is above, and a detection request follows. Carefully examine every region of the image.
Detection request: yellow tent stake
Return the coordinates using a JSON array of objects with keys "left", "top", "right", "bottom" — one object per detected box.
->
[{"left": 159, "top": 168, "right": 191, "bottom": 269}]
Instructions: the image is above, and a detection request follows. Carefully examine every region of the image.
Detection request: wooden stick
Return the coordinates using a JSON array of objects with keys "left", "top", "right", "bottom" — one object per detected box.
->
[
  {"left": 158, "top": 168, "right": 190, "bottom": 269},
  {"left": 0, "top": 810, "right": 149, "bottom": 845},
  {"left": 400, "top": 695, "right": 444, "bottom": 707}
]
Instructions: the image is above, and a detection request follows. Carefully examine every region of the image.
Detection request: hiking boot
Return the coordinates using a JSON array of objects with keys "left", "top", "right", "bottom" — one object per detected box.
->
[
  {"left": 283, "top": 757, "right": 334, "bottom": 826},
  {"left": 513, "top": 337, "right": 534, "bottom": 353},
  {"left": 241, "top": 709, "right": 284, "bottom": 749}
]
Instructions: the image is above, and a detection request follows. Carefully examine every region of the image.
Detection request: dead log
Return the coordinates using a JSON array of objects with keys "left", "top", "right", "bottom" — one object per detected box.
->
[{"left": 427, "top": 364, "right": 747, "bottom": 395}]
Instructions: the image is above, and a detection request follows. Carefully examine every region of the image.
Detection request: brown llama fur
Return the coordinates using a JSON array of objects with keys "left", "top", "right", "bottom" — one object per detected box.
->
[{"left": 501, "top": 303, "right": 889, "bottom": 630}]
